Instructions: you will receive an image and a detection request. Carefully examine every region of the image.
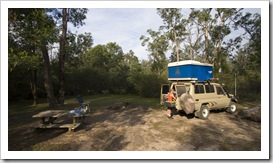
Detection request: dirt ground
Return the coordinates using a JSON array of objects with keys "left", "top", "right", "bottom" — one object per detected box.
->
[{"left": 8, "top": 101, "right": 261, "bottom": 151}]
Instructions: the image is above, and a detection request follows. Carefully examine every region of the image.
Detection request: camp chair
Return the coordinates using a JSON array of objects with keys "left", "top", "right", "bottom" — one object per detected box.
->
[{"left": 76, "top": 95, "right": 90, "bottom": 112}]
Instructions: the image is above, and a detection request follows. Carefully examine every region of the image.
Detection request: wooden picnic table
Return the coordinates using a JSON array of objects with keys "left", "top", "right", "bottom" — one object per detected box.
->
[{"left": 32, "top": 110, "right": 87, "bottom": 131}]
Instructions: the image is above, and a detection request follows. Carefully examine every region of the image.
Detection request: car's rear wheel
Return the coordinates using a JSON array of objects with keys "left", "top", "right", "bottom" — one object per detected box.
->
[
  {"left": 226, "top": 101, "right": 237, "bottom": 114},
  {"left": 198, "top": 105, "right": 210, "bottom": 120}
]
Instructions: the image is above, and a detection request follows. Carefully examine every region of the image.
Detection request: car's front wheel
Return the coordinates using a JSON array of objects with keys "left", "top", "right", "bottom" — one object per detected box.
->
[
  {"left": 226, "top": 101, "right": 237, "bottom": 114},
  {"left": 198, "top": 105, "right": 210, "bottom": 120}
]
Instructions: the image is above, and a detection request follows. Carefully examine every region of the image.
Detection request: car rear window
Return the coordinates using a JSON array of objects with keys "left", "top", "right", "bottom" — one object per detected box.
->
[{"left": 175, "top": 85, "right": 186, "bottom": 97}]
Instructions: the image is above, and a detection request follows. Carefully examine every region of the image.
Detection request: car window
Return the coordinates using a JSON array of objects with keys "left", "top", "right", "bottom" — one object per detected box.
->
[
  {"left": 194, "top": 85, "right": 205, "bottom": 94},
  {"left": 205, "top": 85, "right": 215, "bottom": 93},
  {"left": 161, "top": 85, "right": 169, "bottom": 94},
  {"left": 175, "top": 85, "right": 186, "bottom": 97},
  {"left": 216, "top": 85, "right": 224, "bottom": 95}
]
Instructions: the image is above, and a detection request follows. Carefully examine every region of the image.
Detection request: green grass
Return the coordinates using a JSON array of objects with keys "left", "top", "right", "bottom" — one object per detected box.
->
[
  {"left": 8, "top": 94, "right": 163, "bottom": 116},
  {"left": 236, "top": 99, "right": 260, "bottom": 111},
  {"left": 8, "top": 93, "right": 260, "bottom": 117}
]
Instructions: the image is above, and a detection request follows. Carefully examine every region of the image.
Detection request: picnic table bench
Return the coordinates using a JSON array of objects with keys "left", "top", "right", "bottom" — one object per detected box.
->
[{"left": 32, "top": 109, "right": 89, "bottom": 131}]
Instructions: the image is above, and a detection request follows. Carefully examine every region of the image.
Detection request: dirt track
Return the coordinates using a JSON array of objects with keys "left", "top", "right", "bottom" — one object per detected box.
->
[{"left": 9, "top": 103, "right": 261, "bottom": 151}]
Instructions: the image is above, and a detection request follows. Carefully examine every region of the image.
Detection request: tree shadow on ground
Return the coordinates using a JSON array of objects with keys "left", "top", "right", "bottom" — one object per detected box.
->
[
  {"left": 183, "top": 111, "right": 261, "bottom": 151},
  {"left": 87, "top": 128, "right": 129, "bottom": 151},
  {"left": 8, "top": 99, "right": 148, "bottom": 151},
  {"left": 75, "top": 102, "right": 151, "bottom": 151},
  {"left": 9, "top": 128, "right": 67, "bottom": 151},
  {"left": 8, "top": 103, "right": 81, "bottom": 151}
]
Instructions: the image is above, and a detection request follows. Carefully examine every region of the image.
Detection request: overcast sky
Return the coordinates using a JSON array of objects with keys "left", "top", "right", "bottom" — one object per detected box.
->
[{"left": 70, "top": 8, "right": 261, "bottom": 60}]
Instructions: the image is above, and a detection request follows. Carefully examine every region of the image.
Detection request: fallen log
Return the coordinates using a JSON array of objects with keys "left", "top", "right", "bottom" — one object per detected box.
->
[{"left": 236, "top": 105, "right": 261, "bottom": 122}]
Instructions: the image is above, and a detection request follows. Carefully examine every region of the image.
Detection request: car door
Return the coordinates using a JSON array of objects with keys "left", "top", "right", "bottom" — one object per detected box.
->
[
  {"left": 160, "top": 84, "right": 170, "bottom": 104},
  {"left": 192, "top": 84, "right": 207, "bottom": 109},
  {"left": 175, "top": 85, "right": 186, "bottom": 98},
  {"left": 215, "top": 85, "right": 230, "bottom": 108},
  {"left": 204, "top": 84, "right": 218, "bottom": 109}
]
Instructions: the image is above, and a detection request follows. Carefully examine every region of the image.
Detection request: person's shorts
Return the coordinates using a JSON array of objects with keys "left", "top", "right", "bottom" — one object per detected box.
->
[{"left": 166, "top": 107, "right": 178, "bottom": 114}]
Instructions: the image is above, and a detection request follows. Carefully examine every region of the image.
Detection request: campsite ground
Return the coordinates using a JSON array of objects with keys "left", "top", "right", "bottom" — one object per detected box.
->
[{"left": 8, "top": 94, "right": 261, "bottom": 151}]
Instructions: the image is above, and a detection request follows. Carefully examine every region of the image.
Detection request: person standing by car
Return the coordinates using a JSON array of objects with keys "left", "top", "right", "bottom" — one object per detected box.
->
[{"left": 166, "top": 89, "right": 176, "bottom": 119}]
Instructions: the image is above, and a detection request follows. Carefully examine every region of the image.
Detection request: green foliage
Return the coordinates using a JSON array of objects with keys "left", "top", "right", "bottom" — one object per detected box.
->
[
  {"left": 8, "top": 9, "right": 56, "bottom": 71},
  {"left": 61, "top": 40, "right": 169, "bottom": 98},
  {"left": 66, "top": 32, "right": 93, "bottom": 67},
  {"left": 68, "top": 8, "right": 88, "bottom": 27},
  {"left": 139, "top": 74, "right": 167, "bottom": 98},
  {"left": 8, "top": 8, "right": 58, "bottom": 104},
  {"left": 65, "top": 67, "right": 106, "bottom": 95},
  {"left": 235, "top": 71, "right": 261, "bottom": 101},
  {"left": 8, "top": 50, "right": 41, "bottom": 71},
  {"left": 8, "top": 68, "right": 30, "bottom": 101},
  {"left": 140, "top": 29, "right": 168, "bottom": 76},
  {"left": 157, "top": 8, "right": 188, "bottom": 61},
  {"left": 8, "top": 8, "right": 261, "bottom": 104}
]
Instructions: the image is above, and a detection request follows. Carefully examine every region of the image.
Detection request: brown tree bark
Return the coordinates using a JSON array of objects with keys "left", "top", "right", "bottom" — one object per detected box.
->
[
  {"left": 41, "top": 44, "right": 55, "bottom": 107},
  {"left": 204, "top": 9, "right": 212, "bottom": 63},
  {"left": 205, "top": 21, "right": 209, "bottom": 62},
  {"left": 29, "top": 69, "right": 38, "bottom": 105},
  {"left": 58, "top": 8, "right": 67, "bottom": 105},
  {"left": 173, "top": 31, "right": 180, "bottom": 62}
]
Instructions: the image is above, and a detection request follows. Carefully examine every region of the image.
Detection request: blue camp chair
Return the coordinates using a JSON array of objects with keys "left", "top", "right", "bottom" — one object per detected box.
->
[{"left": 76, "top": 95, "right": 90, "bottom": 112}]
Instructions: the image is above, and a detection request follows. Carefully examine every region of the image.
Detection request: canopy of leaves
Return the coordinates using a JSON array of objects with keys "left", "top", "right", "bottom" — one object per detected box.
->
[{"left": 8, "top": 8, "right": 261, "bottom": 103}]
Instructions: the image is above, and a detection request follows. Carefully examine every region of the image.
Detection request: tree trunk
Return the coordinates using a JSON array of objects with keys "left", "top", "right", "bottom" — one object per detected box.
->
[
  {"left": 205, "top": 20, "right": 209, "bottom": 62},
  {"left": 217, "top": 11, "right": 224, "bottom": 73},
  {"left": 41, "top": 44, "right": 55, "bottom": 107},
  {"left": 173, "top": 31, "right": 180, "bottom": 62},
  {"left": 204, "top": 8, "right": 211, "bottom": 63},
  {"left": 188, "top": 33, "right": 193, "bottom": 60},
  {"left": 29, "top": 69, "right": 38, "bottom": 105},
  {"left": 58, "top": 8, "right": 67, "bottom": 105}
]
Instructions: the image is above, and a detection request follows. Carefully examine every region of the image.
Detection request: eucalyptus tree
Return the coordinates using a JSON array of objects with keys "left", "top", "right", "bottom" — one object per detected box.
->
[
  {"left": 213, "top": 8, "right": 243, "bottom": 72},
  {"left": 140, "top": 29, "right": 168, "bottom": 76},
  {"left": 157, "top": 8, "right": 188, "bottom": 61},
  {"left": 188, "top": 8, "right": 215, "bottom": 62},
  {"left": 72, "top": 45, "right": 107, "bottom": 93},
  {"left": 124, "top": 50, "right": 142, "bottom": 94},
  {"left": 52, "top": 8, "right": 88, "bottom": 105},
  {"left": 66, "top": 32, "right": 93, "bottom": 68},
  {"left": 212, "top": 10, "right": 260, "bottom": 100},
  {"left": 58, "top": 8, "right": 68, "bottom": 105},
  {"left": 233, "top": 12, "right": 261, "bottom": 98},
  {"left": 8, "top": 9, "right": 58, "bottom": 106},
  {"left": 8, "top": 35, "right": 41, "bottom": 104},
  {"left": 124, "top": 50, "right": 139, "bottom": 69},
  {"left": 82, "top": 42, "right": 127, "bottom": 93},
  {"left": 104, "top": 42, "right": 129, "bottom": 94},
  {"left": 233, "top": 12, "right": 261, "bottom": 71},
  {"left": 75, "top": 32, "right": 93, "bottom": 58},
  {"left": 183, "top": 17, "right": 203, "bottom": 60}
]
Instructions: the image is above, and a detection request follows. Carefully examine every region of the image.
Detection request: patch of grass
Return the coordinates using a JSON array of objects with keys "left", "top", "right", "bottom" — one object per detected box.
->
[
  {"left": 237, "top": 100, "right": 260, "bottom": 108},
  {"left": 8, "top": 94, "right": 162, "bottom": 126},
  {"left": 235, "top": 100, "right": 260, "bottom": 113}
]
